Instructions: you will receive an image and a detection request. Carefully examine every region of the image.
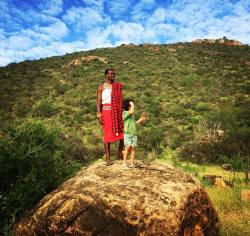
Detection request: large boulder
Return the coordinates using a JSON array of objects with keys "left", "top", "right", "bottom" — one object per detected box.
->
[{"left": 14, "top": 161, "right": 219, "bottom": 236}]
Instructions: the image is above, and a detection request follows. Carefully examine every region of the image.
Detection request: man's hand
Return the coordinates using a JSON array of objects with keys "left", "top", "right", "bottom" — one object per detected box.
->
[{"left": 97, "top": 112, "right": 103, "bottom": 124}]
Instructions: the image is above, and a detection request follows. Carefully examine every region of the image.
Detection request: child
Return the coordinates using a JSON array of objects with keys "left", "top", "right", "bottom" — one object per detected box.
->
[{"left": 122, "top": 99, "right": 147, "bottom": 168}]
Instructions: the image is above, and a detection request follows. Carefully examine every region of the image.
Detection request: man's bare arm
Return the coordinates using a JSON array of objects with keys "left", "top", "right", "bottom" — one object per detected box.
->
[
  {"left": 96, "top": 85, "right": 103, "bottom": 124},
  {"left": 96, "top": 85, "right": 103, "bottom": 114}
]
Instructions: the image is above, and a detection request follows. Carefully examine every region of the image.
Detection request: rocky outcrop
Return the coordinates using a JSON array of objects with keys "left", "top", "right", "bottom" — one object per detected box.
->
[
  {"left": 192, "top": 38, "right": 242, "bottom": 46},
  {"left": 202, "top": 175, "right": 232, "bottom": 188},
  {"left": 119, "top": 43, "right": 135, "bottom": 48},
  {"left": 66, "top": 55, "right": 108, "bottom": 67},
  {"left": 14, "top": 161, "right": 219, "bottom": 236}
]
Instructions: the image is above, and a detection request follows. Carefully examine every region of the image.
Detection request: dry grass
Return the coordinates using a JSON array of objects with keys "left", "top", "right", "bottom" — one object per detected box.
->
[{"left": 206, "top": 187, "right": 250, "bottom": 236}]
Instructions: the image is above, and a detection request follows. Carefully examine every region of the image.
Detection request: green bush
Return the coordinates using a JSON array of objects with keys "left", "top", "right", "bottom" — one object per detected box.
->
[
  {"left": 180, "top": 129, "right": 250, "bottom": 167},
  {"left": 55, "top": 83, "right": 72, "bottom": 94},
  {"left": 195, "top": 102, "right": 212, "bottom": 111},
  {"left": 32, "top": 99, "right": 58, "bottom": 117},
  {"left": 0, "top": 121, "right": 77, "bottom": 234},
  {"left": 179, "top": 75, "right": 198, "bottom": 87},
  {"left": 61, "top": 135, "right": 89, "bottom": 162},
  {"left": 168, "top": 104, "right": 189, "bottom": 118},
  {"left": 139, "top": 126, "right": 165, "bottom": 157}
]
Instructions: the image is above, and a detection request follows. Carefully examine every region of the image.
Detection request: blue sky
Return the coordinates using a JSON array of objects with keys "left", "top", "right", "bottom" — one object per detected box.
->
[{"left": 0, "top": 0, "right": 249, "bottom": 66}]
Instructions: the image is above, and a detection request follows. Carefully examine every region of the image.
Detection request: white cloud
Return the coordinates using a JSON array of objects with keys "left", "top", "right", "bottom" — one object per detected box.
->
[
  {"left": 0, "top": 56, "right": 12, "bottom": 66},
  {"left": 8, "top": 35, "right": 34, "bottom": 50},
  {"left": 106, "top": 1, "right": 132, "bottom": 18},
  {"left": 152, "top": 23, "right": 177, "bottom": 40},
  {"left": 25, "top": 41, "right": 85, "bottom": 58},
  {"left": 1, "top": 5, "right": 60, "bottom": 30},
  {"left": 233, "top": 0, "right": 250, "bottom": 15},
  {"left": 0, "top": 41, "right": 86, "bottom": 67},
  {"left": 0, "top": 28, "right": 5, "bottom": 39},
  {"left": 143, "top": 0, "right": 250, "bottom": 44},
  {"left": 40, "top": 0, "right": 64, "bottom": 16},
  {"left": 35, "top": 21, "right": 69, "bottom": 40},
  {"left": 63, "top": 7, "right": 110, "bottom": 31},
  {"left": 81, "top": 0, "right": 105, "bottom": 11},
  {"left": 106, "top": 21, "right": 146, "bottom": 43},
  {"left": 131, "top": 0, "right": 156, "bottom": 22},
  {"left": 19, "top": 29, "right": 52, "bottom": 44},
  {"left": 0, "top": 0, "right": 10, "bottom": 20},
  {"left": 147, "top": 7, "right": 168, "bottom": 25},
  {"left": 85, "top": 28, "right": 112, "bottom": 48}
]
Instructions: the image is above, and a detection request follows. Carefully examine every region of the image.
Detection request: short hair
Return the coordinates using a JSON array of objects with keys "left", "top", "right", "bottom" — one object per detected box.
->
[
  {"left": 123, "top": 99, "right": 134, "bottom": 111},
  {"left": 105, "top": 68, "right": 113, "bottom": 75}
]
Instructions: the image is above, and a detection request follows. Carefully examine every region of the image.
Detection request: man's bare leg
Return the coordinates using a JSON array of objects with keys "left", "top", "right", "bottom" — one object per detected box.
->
[
  {"left": 104, "top": 142, "right": 112, "bottom": 165},
  {"left": 117, "top": 139, "right": 124, "bottom": 160}
]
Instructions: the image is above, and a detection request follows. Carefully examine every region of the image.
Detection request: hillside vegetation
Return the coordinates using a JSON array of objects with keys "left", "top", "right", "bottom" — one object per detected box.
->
[{"left": 0, "top": 41, "right": 249, "bottom": 234}]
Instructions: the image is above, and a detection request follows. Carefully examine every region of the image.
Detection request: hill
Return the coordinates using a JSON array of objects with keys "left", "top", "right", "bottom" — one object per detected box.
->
[
  {"left": 0, "top": 41, "right": 249, "bottom": 156},
  {"left": 0, "top": 40, "right": 249, "bottom": 234}
]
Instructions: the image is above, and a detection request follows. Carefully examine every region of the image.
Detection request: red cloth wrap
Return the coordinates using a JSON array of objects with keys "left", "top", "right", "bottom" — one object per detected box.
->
[
  {"left": 111, "top": 82, "right": 124, "bottom": 136},
  {"left": 102, "top": 104, "right": 123, "bottom": 143}
]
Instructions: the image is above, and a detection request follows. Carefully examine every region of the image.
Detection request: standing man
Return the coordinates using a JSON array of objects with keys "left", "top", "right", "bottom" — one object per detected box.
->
[{"left": 96, "top": 68, "right": 124, "bottom": 165}]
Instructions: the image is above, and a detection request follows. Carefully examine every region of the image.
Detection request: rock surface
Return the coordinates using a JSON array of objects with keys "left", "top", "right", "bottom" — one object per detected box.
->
[
  {"left": 202, "top": 175, "right": 232, "bottom": 188},
  {"left": 241, "top": 189, "right": 250, "bottom": 202},
  {"left": 14, "top": 161, "right": 219, "bottom": 236}
]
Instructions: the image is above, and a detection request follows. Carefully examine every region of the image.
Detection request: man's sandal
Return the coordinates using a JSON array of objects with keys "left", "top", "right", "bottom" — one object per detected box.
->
[{"left": 106, "top": 160, "right": 113, "bottom": 166}]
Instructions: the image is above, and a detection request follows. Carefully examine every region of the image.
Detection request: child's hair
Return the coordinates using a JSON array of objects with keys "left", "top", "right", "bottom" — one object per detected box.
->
[{"left": 123, "top": 99, "right": 134, "bottom": 111}]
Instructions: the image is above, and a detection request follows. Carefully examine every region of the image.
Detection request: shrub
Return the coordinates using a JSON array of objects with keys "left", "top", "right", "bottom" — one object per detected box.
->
[
  {"left": 179, "top": 75, "right": 197, "bottom": 87},
  {"left": 0, "top": 121, "right": 73, "bottom": 234},
  {"left": 32, "top": 99, "right": 58, "bottom": 117},
  {"left": 195, "top": 102, "right": 212, "bottom": 111},
  {"left": 139, "top": 126, "right": 165, "bottom": 158},
  {"left": 168, "top": 104, "right": 189, "bottom": 118},
  {"left": 55, "top": 83, "right": 72, "bottom": 95}
]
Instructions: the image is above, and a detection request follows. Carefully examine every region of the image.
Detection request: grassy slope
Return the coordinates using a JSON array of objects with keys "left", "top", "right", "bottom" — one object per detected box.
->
[{"left": 0, "top": 42, "right": 249, "bottom": 151}]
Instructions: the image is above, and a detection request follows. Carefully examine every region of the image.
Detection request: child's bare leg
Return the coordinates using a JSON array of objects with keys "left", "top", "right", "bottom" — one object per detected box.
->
[
  {"left": 123, "top": 146, "right": 130, "bottom": 166},
  {"left": 130, "top": 147, "right": 135, "bottom": 166}
]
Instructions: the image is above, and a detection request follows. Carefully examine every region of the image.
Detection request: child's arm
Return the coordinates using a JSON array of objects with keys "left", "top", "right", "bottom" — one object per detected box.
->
[
  {"left": 128, "top": 101, "right": 135, "bottom": 114},
  {"left": 136, "top": 112, "right": 147, "bottom": 125}
]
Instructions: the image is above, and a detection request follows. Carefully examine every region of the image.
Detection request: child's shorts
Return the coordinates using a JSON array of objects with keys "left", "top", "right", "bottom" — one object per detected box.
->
[{"left": 124, "top": 133, "right": 137, "bottom": 148}]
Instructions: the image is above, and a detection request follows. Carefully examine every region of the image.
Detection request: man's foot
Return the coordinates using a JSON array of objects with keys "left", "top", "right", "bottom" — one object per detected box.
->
[{"left": 106, "top": 160, "right": 113, "bottom": 166}]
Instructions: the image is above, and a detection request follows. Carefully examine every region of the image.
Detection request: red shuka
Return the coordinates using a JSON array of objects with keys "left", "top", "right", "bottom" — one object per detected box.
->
[{"left": 111, "top": 82, "right": 124, "bottom": 136}]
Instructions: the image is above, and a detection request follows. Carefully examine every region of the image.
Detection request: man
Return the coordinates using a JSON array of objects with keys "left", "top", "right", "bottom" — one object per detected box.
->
[{"left": 96, "top": 68, "right": 124, "bottom": 165}]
